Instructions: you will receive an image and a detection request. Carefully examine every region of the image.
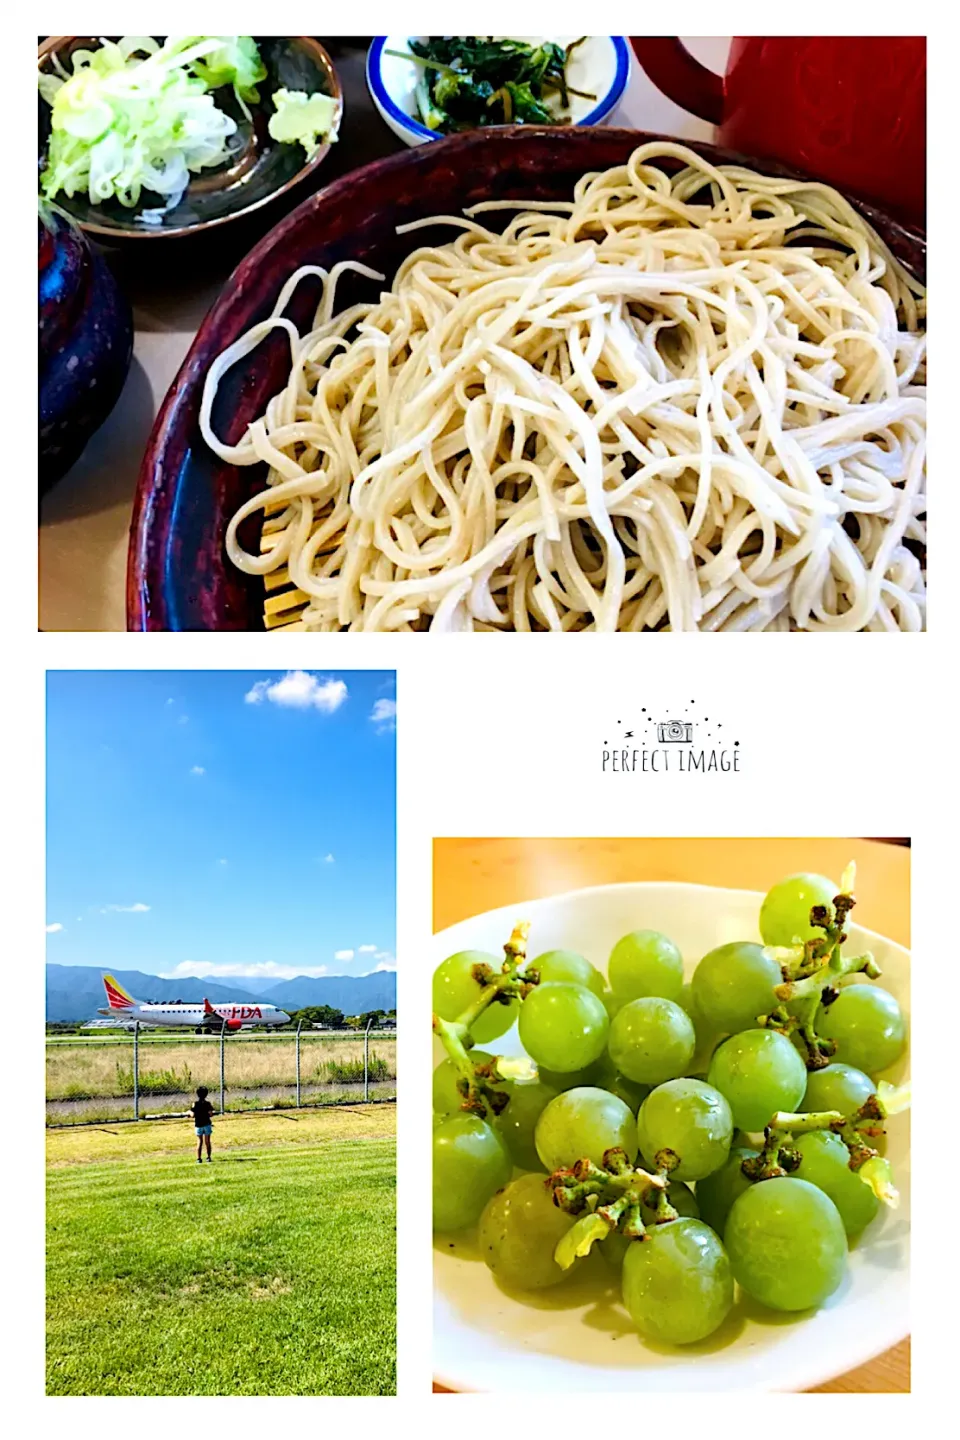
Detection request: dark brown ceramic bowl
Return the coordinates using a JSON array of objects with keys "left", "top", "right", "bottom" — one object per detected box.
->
[
  {"left": 38, "top": 37, "right": 342, "bottom": 241},
  {"left": 129, "top": 126, "right": 926, "bottom": 630}
]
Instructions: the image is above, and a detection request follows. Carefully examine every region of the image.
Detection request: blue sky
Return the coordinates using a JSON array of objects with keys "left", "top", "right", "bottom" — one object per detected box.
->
[{"left": 46, "top": 671, "right": 396, "bottom": 985}]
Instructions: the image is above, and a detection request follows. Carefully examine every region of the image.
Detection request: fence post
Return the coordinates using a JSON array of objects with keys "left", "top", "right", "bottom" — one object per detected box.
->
[
  {"left": 296, "top": 1019, "right": 303, "bottom": 1107},
  {"left": 219, "top": 1017, "right": 226, "bottom": 1116},
  {"left": 364, "top": 1016, "right": 373, "bottom": 1101},
  {"left": 133, "top": 1020, "right": 140, "bottom": 1121}
]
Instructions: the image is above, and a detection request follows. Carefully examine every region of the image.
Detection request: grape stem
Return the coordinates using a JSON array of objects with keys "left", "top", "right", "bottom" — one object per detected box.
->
[
  {"left": 454, "top": 919, "right": 534, "bottom": 1031},
  {"left": 547, "top": 1148, "right": 684, "bottom": 1268},
  {"left": 759, "top": 869, "right": 882, "bottom": 1070},
  {"left": 432, "top": 920, "right": 538, "bottom": 1117},
  {"left": 745, "top": 1087, "right": 908, "bottom": 1206}
]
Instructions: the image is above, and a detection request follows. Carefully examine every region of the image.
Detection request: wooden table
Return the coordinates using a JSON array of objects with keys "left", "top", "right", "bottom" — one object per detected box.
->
[{"left": 433, "top": 836, "right": 910, "bottom": 1393}]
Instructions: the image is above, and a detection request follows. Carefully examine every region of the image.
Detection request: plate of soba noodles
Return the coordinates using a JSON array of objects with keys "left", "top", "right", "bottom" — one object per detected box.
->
[{"left": 129, "top": 126, "right": 926, "bottom": 632}]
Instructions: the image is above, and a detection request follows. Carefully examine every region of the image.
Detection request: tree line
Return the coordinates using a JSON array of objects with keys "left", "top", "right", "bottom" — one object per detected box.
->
[
  {"left": 46, "top": 1008, "right": 398, "bottom": 1034},
  {"left": 286, "top": 1006, "right": 397, "bottom": 1030}
]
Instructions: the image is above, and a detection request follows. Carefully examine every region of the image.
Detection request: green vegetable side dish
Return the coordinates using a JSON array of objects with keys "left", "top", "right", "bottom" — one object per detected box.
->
[
  {"left": 38, "top": 36, "right": 339, "bottom": 213},
  {"left": 393, "top": 36, "right": 594, "bottom": 135},
  {"left": 431, "top": 863, "right": 909, "bottom": 1353}
]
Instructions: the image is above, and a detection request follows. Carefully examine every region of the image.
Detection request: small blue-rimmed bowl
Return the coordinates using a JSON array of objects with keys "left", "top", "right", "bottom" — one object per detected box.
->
[{"left": 367, "top": 36, "right": 630, "bottom": 146}]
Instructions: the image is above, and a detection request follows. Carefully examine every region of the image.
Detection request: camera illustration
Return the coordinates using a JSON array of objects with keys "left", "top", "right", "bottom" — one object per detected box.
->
[{"left": 657, "top": 719, "right": 693, "bottom": 743}]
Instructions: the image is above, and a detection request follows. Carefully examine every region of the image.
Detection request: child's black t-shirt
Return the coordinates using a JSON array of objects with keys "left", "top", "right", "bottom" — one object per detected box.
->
[{"left": 191, "top": 1098, "right": 213, "bottom": 1125}]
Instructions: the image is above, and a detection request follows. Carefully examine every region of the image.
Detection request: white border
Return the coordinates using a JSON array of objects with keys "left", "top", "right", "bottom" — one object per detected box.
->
[{"left": 16, "top": 1, "right": 956, "bottom": 1423}]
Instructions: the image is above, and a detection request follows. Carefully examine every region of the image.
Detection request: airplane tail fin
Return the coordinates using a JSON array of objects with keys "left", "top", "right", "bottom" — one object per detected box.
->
[
  {"left": 102, "top": 974, "right": 137, "bottom": 1010},
  {"left": 203, "top": 997, "right": 216, "bottom": 1015}
]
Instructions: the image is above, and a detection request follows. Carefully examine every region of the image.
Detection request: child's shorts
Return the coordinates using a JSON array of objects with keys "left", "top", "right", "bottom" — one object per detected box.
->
[{"left": 195, "top": 1125, "right": 213, "bottom": 1136}]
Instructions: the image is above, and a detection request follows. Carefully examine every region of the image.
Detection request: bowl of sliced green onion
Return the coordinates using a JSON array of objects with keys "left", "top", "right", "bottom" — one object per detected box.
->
[
  {"left": 37, "top": 36, "right": 343, "bottom": 239},
  {"left": 368, "top": 36, "right": 630, "bottom": 146}
]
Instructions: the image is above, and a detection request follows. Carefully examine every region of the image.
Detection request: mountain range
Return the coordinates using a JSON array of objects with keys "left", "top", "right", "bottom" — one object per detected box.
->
[{"left": 46, "top": 964, "right": 397, "bottom": 1022}]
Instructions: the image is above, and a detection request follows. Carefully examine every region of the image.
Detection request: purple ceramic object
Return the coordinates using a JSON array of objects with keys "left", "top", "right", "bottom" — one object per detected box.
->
[
  {"left": 39, "top": 209, "right": 133, "bottom": 491},
  {"left": 130, "top": 126, "right": 926, "bottom": 631}
]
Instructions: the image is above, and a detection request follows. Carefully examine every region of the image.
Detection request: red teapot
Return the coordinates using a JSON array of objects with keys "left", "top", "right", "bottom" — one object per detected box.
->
[{"left": 630, "top": 37, "right": 925, "bottom": 228}]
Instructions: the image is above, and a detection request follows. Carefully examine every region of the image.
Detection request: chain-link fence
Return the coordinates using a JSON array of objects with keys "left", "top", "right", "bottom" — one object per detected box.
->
[{"left": 45, "top": 1021, "right": 397, "bottom": 1127}]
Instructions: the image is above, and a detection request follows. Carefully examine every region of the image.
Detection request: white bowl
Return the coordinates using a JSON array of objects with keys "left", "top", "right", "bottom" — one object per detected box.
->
[
  {"left": 367, "top": 37, "right": 631, "bottom": 147},
  {"left": 432, "top": 881, "right": 910, "bottom": 1393}
]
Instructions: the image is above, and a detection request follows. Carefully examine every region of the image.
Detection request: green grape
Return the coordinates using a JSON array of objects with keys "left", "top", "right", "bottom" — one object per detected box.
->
[
  {"left": 538, "top": 1054, "right": 647, "bottom": 1111},
  {"left": 535, "top": 1086, "right": 636, "bottom": 1172},
  {"left": 608, "top": 930, "right": 684, "bottom": 1003},
  {"left": 585, "top": 1052, "right": 650, "bottom": 1112},
  {"left": 518, "top": 981, "right": 609, "bottom": 1073},
  {"left": 802, "top": 1063, "right": 878, "bottom": 1118},
  {"left": 816, "top": 984, "right": 906, "bottom": 1076},
  {"left": 478, "top": 1173, "right": 578, "bottom": 1290},
  {"left": 759, "top": 873, "right": 838, "bottom": 947},
  {"left": 602, "top": 989, "right": 624, "bottom": 1021},
  {"left": 678, "top": 980, "right": 715, "bottom": 1040},
  {"left": 622, "top": 1219, "right": 734, "bottom": 1345},
  {"left": 676, "top": 981, "right": 697, "bottom": 1019},
  {"left": 791, "top": 1130, "right": 880, "bottom": 1238},
  {"left": 725, "top": 1176, "right": 847, "bottom": 1310},
  {"left": 600, "top": 1229, "right": 632, "bottom": 1269},
  {"left": 433, "top": 950, "right": 518, "bottom": 1043},
  {"left": 534, "top": 949, "right": 606, "bottom": 997},
  {"left": 608, "top": 997, "right": 696, "bottom": 1085},
  {"left": 678, "top": 982, "right": 724, "bottom": 1073},
  {"left": 432, "top": 1050, "right": 493, "bottom": 1115},
  {"left": 538, "top": 1062, "right": 598, "bottom": 1092},
  {"left": 691, "top": 942, "right": 782, "bottom": 1035},
  {"left": 636, "top": 1079, "right": 733, "bottom": 1181},
  {"left": 694, "top": 1146, "right": 758, "bottom": 1237},
  {"left": 497, "top": 1079, "right": 559, "bottom": 1171},
  {"left": 706, "top": 1029, "right": 807, "bottom": 1132},
  {"left": 608, "top": 1074, "right": 651, "bottom": 1113},
  {"left": 433, "top": 1113, "right": 512, "bottom": 1233}
]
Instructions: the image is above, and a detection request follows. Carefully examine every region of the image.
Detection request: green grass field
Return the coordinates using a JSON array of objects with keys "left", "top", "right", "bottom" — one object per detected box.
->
[
  {"left": 47, "top": 1107, "right": 396, "bottom": 1395},
  {"left": 46, "top": 1035, "right": 397, "bottom": 1099}
]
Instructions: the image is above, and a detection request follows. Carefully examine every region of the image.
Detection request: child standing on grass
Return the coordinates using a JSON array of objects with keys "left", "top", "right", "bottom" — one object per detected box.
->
[{"left": 190, "top": 1085, "right": 214, "bottom": 1163}]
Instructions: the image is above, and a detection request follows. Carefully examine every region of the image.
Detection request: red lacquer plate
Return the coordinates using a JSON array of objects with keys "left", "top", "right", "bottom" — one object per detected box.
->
[{"left": 129, "top": 126, "right": 925, "bottom": 631}]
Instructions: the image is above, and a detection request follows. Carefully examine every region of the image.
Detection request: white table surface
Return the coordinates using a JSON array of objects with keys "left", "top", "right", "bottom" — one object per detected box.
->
[{"left": 38, "top": 37, "right": 730, "bottom": 632}]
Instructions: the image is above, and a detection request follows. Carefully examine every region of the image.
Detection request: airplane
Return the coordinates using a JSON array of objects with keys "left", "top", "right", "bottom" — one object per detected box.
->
[{"left": 99, "top": 975, "right": 291, "bottom": 1033}]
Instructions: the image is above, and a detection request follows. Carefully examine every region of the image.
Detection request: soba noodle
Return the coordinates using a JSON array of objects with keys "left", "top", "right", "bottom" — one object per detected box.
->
[{"left": 201, "top": 141, "right": 926, "bottom": 632}]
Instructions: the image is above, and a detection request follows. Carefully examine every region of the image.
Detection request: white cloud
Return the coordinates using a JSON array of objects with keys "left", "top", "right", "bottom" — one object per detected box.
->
[
  {"left": 46, "top": 922, "right": 64, "bottom": 934},
  {"left": 217, "top": 858, "right": 228, "bottom": 866},
  {"left": 322, "top": 853, "right": 335, "bottom": 864},
  {"left": 101, "top": 902, "right": 151, "bottom": 914},
  {"left": 369, "top": 697, "right": 397, "bottom": 733},
  {"left": 357, "top": 944, "right": 378, "bottom": 954},
  {"left": 190, "top": 765, "right": 205, "bottom": 776},
  {"left": 178, "top": 715, "right": 189, "bottom": 725},
  {"left": 245, "top": 672, "right": 348, "bottom": 713},
  {"left": 374, "top": 957, "right": 397, "bottom": 973},
  {"left": 166, "top": 698, "right": 175, "bottom": 706},
  {"left": 160, "top": 960, "right": 329, "bottom": 982},
  {"left": 334, "top": 949, "right": 355, "bottom": 962}
]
